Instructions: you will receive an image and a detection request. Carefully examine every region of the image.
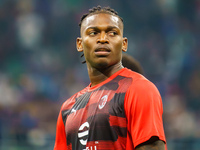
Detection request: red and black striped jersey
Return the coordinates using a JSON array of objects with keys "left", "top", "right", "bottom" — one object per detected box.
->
[{"left": 54, "top": 68, "right": 166, "bottom": 150}]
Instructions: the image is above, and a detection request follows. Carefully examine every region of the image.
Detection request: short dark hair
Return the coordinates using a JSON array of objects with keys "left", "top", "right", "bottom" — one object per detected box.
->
[{"left": 79, "top": 5, "right": 123, "bottom": 27}]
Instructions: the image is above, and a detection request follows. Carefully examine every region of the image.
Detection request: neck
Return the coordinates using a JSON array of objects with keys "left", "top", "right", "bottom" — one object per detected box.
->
[{"left": 87, "top": 62, "right": 124, "bottom": 87}]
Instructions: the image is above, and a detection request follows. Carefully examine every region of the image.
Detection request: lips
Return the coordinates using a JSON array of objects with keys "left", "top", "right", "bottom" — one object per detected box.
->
[{"left": 94, "top": 46, "right": 111, "bottom": 56}]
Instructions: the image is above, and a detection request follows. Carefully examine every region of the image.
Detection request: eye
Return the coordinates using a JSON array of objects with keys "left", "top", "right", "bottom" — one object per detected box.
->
[
  {"left": 108, "top": 31, "right": 117, "bottom": 36},
  {"left": 89, "top": 31, "right": 98, "bottom": 36}
]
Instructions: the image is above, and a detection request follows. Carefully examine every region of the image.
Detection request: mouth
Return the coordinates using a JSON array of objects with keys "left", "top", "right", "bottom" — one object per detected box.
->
[{"left": 94, "top": 47, "right": 111, "bottom": 56}]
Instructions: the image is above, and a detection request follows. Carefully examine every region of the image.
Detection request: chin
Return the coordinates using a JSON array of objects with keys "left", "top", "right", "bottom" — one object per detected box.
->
[{"left": 94, "top": 61, "right": 110, "bottom": 69}]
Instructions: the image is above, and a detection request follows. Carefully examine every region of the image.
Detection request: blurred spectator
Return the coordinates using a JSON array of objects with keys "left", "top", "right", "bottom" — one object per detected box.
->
[
  {"left": 16, "top": 0, "right": 44, "bottom": 50},
  {"left": 122, "top": 53, "right": 144, "bottom": 75},
  {"left": 164, "top": 93, "right": 197, "bottom": 139}
]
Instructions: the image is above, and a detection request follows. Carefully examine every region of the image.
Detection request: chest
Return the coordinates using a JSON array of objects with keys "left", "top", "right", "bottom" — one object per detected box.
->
[
  {"left": 64, "top": 88, "right": 126, "bottom": 134},
  {"left": 62, "top": 76, "right": 132, "bottom": 149}
]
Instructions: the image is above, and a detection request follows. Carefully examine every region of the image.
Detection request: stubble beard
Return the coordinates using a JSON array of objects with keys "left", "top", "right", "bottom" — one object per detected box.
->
[{"left": 93, "top": 61, "right": 109, "bottom": 70}]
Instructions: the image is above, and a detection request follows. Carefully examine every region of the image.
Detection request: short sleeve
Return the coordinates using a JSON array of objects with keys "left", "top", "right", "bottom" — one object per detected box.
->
[
  {"left": 54, "top": 108, "right": 68, "bottom": 150},
  {"left": 124, "top": 79, "right": 166, "bottom": 148}
]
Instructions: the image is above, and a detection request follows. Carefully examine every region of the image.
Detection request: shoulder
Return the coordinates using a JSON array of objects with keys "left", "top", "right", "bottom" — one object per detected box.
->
[
  {"left": 123, "top": 68, "right": 162, "bottom": 107},
  {"left": 120, "top": 68, "right": 147, "bottom": 83},
  {"left": 61, "top": 86, "right": 89, "bottom": 110},
  {"left": 121, "top": 68, "right": 158, "bottom": 92}
]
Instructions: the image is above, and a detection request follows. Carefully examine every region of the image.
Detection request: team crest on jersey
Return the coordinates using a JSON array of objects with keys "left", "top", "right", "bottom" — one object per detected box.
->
[{"left": 98, "top": 95, "right": 108, "bottom": 109}]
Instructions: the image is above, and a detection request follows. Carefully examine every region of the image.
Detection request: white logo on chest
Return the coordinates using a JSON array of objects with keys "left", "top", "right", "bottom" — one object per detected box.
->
[
  {"left": 98, "top": 95, "right": 108, "bottom": 109},
  {"left": 78, "top": 122, "right": 89, "bottom": 145}
]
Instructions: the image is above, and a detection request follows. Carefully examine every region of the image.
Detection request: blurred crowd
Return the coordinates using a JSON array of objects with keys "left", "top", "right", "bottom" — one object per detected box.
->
[{"left": 0, "top": 0, "right": 199, "bottom": 149}]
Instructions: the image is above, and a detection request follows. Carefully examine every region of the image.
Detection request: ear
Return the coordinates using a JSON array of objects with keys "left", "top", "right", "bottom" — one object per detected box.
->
[
  {"left": 76, "top": 37, "right": 83, "bottom": 52},
  {"left": 122, "top": 37, "right": 128, "bottom": 52}
]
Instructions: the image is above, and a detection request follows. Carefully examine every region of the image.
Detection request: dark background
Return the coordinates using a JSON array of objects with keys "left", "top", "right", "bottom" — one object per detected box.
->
[{"left": 0, "top": 0, "right": 200, "bottom": 149}]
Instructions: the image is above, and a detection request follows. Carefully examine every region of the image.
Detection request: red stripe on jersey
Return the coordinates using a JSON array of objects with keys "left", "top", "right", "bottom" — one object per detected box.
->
[{"left": 109, "top": 115, "right": 127, "bottom": 127}]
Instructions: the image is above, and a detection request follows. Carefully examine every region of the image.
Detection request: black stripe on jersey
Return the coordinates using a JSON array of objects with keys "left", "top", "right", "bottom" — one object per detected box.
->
[
  {"left": 75, "top": 92, "right": 91, "bottom": 104},
  {"left": 62, "top": 92, "right": 91, "bottom": 126},
  {"left": 112, "top": 75, "right": 126, "bottom": 82},
  {"left": 87, "top": 114, "right": 118, "bottom": 141},
  {"left": 103, "top": 81, "right": 119, "bottom": 91},
  {"left": 73, "top": 92, "right": 91, "bottom": 110},
  {"left": 97, "top": 76, "right": 127, "bottom": 91},
  {"left": 87, "top": 113, "right": 127, "bottom": 142},
  {"left": 112, "top": 125, "right": 127, "bottom": 137},
  {"left": 67, "top": 132, "right": 86, "bottom": 149},
  {"left": 109, "top": 93, "right": 126, "bottom": 117},
  {"left": 62, "top": 109, "right": 71, "bottom": 125},
  {"left": 92, "top": 76, "right": 127, "bottom": 92}
]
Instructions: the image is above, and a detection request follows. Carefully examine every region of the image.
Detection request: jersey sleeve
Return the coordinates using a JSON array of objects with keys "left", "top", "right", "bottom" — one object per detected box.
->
[
  {"left": 54, "top": 107, "right": 67, "bottom": 150},
  {"left": 124, "top": 78, "right": 166, "bottom": 148}
]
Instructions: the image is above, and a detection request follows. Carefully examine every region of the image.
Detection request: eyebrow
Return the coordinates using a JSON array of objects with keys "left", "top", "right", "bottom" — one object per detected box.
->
[{"left": 86, "top": 26, "right": 120, "bottom": 31}]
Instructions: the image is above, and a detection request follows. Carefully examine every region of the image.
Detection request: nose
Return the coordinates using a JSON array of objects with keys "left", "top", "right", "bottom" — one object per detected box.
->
[{"left": 97, "top": 32, "right": 109, "bottom": 44}]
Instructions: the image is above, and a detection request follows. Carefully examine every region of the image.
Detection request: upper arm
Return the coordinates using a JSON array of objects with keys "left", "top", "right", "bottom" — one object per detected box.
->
[
  {"left": 54, "top": 109, "right": 67, "bottom": 150},
  {"left": 124, "top": 79, "right": 166, "bottom": 148},
  {"left": 136, "top": 136, "right": 165, "bottom": 150}
]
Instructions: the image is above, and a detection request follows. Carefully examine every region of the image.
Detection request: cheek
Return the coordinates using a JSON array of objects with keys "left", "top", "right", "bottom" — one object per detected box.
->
[
  {"left": 82, "top": 38, "right": 94, "bottom": 60},
  {"left": 112, "top": 39, "right": 123, "bottom": 50},
  {"left": 82, "top": 37, "right": 94, "bottom": 50}
]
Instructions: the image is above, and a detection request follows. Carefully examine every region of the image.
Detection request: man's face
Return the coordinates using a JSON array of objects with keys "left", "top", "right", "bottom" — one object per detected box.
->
[{"left": 77, "top": 13, "right": 127, "bottom": 69}]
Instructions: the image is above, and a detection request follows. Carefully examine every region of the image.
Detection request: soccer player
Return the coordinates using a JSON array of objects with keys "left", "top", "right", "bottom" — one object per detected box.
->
[{"left": 54, "top": 6, "right": 167, "bottom": 150}]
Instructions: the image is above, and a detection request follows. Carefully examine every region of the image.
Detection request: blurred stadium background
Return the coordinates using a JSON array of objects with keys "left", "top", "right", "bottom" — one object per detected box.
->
[{"left": 0, "top": 0, "right": 199, "bottom": 149}]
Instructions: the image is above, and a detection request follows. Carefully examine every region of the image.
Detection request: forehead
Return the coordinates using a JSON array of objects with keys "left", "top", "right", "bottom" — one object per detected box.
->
[{"left": 81, "top": 13, "right": 123, "bottom": 32}]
